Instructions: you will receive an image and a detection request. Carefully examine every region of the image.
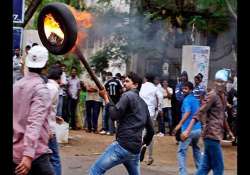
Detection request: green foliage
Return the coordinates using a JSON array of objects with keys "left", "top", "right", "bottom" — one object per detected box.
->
[
  {"left": 188, "top": 16, "right": 207, "bottom": 31},
  {"left": 90, "top": 50, "right": 109, "bottom": 73},
  {"left": 63, "top": 53, "right": 83, "bottom": 75},
  {"left": 90, "top": 35, "right": 130, "bottom": 72},
  {"left": 47, "top": 53, "right": 83, "bottom": 76}
]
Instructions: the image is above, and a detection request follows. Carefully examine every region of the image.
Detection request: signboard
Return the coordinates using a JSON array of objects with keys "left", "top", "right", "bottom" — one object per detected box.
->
[
  {"left": 13, "top": 27, "right": 23, "bottom": 49},
  {"left": 182, "top": 45, "right": 210, "bottom": 87},
  {"left": 13, "top": 0, "right": 25, "bottom": 23}
]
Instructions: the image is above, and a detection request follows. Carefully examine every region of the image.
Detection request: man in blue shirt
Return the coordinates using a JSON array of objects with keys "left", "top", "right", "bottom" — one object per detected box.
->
[
  {"left": 193, "top": 73, "right": 206, "bottom": 103},
  {"left": 174, "top": 81, "right": 202, "bottom": 175}
]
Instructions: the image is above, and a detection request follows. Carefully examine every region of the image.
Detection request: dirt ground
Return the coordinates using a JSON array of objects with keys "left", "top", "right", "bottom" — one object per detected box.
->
[{"left": 59, "top": 130, "right": 237, "bottom": 175}]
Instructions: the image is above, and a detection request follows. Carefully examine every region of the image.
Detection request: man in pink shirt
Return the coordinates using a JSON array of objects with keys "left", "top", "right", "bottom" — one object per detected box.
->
[{"left": 13, "top": 45, "right": 55, "bottom": 175}]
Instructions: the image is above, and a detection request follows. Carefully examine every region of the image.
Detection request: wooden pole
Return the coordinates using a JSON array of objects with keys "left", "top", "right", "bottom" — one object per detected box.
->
[{"left": 74, "top": 47, "right": 104, "bottom": 90}]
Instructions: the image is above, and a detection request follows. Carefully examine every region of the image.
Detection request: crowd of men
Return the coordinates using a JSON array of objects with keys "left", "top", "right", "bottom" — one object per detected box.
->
[{"left": 13, "top": 44, "right": 237, "bottom": 175}]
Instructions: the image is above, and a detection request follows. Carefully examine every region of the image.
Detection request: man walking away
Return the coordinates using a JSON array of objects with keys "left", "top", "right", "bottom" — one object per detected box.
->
[
  {"left": 89, "top": 72, "right": 154, "bottom": 175},
  {"left": 13, "top": 45, "right": 54, "bottom": 175}
]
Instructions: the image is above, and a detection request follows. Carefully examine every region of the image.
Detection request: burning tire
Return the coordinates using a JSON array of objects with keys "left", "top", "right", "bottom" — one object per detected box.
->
[{"left": 37, "top": 2, "right": 77, "bottom": 55}]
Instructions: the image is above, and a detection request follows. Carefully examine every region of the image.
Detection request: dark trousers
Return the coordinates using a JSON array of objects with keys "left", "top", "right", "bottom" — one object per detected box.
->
[
  {"left": 67, "top": 97, "right": 78, "bottom": 128},
  {"left": 62, "top": 95, "right": 69, "bottom": 123},
  {"left": 13, "top": 154, "right": 55, "bottom": 175},
  {"left": 158, "top": 107, "right": 173, "bottom": 134},
  {"left": 86, "top": 100, "right": 102, "bottom": 132}
]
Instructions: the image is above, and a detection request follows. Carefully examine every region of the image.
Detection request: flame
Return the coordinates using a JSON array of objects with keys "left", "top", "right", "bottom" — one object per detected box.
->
[
  {"left": 44, "top": 14, "right": 64, "bottom": 40},
  {"left": 69, "top": 6, "right": 93, "bottom": 29},
  {"left": 67, "top": 6, "right": 94, "bottom": 51},
  {"left": 70, "top": 32, "right": 87, "bottom": 53}
]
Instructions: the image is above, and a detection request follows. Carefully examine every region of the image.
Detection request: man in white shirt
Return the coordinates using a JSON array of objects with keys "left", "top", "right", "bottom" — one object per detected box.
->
[
  {"left": 56, "top": 64, "right": 68, "bottom": 122},
  {"left": 139, "top": 73, "right": 161, "bottom": 165},
  {"left": 47, "top": 65, "right": 64, "bottom": 175},
  {"left": 160, "top": 79, "right": 173, "bottom": 136},
  {"left": 13, "top": 48, "right": 23, "bottom": 83}
]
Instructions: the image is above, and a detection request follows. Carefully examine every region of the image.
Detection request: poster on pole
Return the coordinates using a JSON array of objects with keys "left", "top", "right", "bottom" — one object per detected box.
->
[
  {"left": 13, "top": 27, "right": 23, "bottom": 49},
  {"left": 182, "top": 45, "right": 210, "bottom": 87},
  {"left": 13, "top": 0, "right": 25, "bottom": 23}
]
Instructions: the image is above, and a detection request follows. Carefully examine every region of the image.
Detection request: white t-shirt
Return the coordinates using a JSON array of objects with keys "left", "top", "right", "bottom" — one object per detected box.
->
[
  {"left": 47, "top": 79, "right": 60, "bottom": 134},
  {"left": 162, "top": 87, "right": 173, "bottom": 108},
  {"left": 139, "top": 82, "right": 161, "bottom": 117},
  {"left": 68, "top": 76, "right": 80, "bottom": 99}
]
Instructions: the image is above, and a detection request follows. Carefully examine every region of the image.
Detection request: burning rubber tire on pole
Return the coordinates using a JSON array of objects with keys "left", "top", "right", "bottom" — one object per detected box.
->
[
  {"left": 37, "top": 2, "right": 77, "bottom": 55},
  {"left": 37, "top": 2, "right": 104, "bottom": 90}
]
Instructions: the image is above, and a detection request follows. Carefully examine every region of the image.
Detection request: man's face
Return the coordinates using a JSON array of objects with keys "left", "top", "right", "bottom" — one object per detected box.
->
[
  {"left": 71, "top": 69, "right": 77, "bottom": 77},
  {"left": 194, "top": 77, "right": 200, "bottom": 85},
  {"left": 182, "top": 86, "right": 192, "bottom": 96},
  {"left": 215, "top": 79, "right": 226, "bottom": 92},
  {"left": 180, "top": 75, "right": 187, "bottom": 82},
  {"left": 107, "top": 75, "right": 112, "bottom": 80},
  {"left": 162, "top": 80, "right": 168, "bottom": 87},
  {"left": 123, "top": 77, "right": 137, "bottom": 91},
  {"left": 61, "top": 66, "right": 66, "bottom": 72},
  {"left": 25, "top": 48, "right": 30, "bottom": 54},
  {"left": 154, "top": 78, "right": 160, "bottom": 85},
  {"left": 14, "top": 48, "right": 20, "bottom": 56}
]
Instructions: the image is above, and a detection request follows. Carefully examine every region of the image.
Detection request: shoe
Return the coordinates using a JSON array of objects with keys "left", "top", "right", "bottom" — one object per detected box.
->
[
  {"left": 106, "top": 132, "right": 114, "bottom": 136},
  {"left": 147, "top": 158, "right": 154, "bottom": 165},
  {"left": 86, "top": 129, "right": 91, "bottom": 133},
  {"left": 93, "top": 130, "right": 99, "bottom": 134},
  {"left": 99, "top": 130, "right": 106, "bottom": 135}
]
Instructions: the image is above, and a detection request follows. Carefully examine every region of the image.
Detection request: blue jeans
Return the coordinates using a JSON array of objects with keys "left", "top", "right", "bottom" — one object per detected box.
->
[
  {"left": 56, "top": 95, "right": 63, "bottom": 116},
  {"left": 89, "top": 141, "right": 140, "bottom": 175},
  {"left": 48, "top": 136, "right": 62, "bottom": 175},
  {"left": 196, "top": 138, "right": 224, "bottom": 175},
  {"left": 178, "top": 129, "right": 202, "bottom": 175},
  {"left": 102, "top": 105, "right": 115, "bottom": 133}
]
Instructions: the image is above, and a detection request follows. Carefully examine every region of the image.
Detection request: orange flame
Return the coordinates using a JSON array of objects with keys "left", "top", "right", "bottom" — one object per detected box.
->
[
  {"left": 68, "top": 6, "right": 94, "bottom": 51},
  {"left": 69, "top": 6, "right": 94, "bottom": 29},
  {"left": 44, "top": 14, "right": 64, "bottom": 39}
]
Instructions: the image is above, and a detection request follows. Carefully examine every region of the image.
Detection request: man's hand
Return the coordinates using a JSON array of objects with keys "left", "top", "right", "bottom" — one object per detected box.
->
[
  {"left": 229, "top": 131, "right": 235, "bottom": 140},
  {"left": 56, "top": 116, "right": 64, "bottom": 125},
  {"left": 180, "top": 130, "right": 190, "bottom": 141},
  {"left": 173, "top": 124, "right": 181, "bottom": 135},
  {"left": 15, "top": 156, "right": 32, "bottom": 175},
  {"left": 99, "top": 89, "right": 109, "bottom": 102}
]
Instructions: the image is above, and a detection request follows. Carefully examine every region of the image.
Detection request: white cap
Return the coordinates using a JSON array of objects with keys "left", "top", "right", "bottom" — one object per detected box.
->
[
  {"left": 215, "top": 69, "right": 229, "bottom": 82},
  {"left": 25, "top": 45, "right": 48, "bottom": 68}
]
